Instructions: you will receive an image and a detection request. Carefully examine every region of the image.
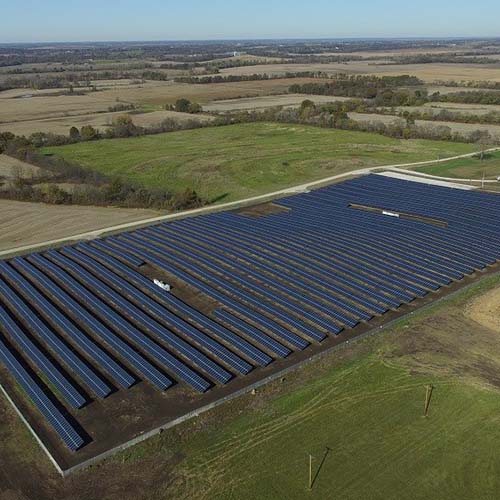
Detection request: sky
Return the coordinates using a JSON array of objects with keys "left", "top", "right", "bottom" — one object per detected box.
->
[{"left": 1, "top": 0, "right": 499, "bottom": 43}]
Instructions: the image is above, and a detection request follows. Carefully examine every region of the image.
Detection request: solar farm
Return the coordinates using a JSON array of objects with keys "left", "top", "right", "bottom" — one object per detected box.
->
[{"left": 0, "top": 174, "right": 499, "bottom": 474}]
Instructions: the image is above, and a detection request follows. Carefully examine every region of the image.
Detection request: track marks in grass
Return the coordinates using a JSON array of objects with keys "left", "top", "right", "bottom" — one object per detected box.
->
[{"left": 173, "top": 360, "right": 435, "bottom": 499}]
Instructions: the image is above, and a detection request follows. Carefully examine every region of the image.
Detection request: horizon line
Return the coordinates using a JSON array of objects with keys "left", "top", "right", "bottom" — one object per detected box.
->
[{"left": 2, "top": 35, "right": 500, "bottom": 46}]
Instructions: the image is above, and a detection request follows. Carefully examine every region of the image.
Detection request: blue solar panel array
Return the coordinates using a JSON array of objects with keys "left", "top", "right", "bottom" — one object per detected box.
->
[{"left": 0, "top": 174, "right": 498, "bottom": 452}]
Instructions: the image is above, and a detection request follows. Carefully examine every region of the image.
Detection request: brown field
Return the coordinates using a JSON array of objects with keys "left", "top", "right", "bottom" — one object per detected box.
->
[
  {"left": 219, "top": 61, "right": 500, "bottom": 82},
  {"left": 0, "top": 109, "right": 213, "bottom": 136},
  {"left": 0, "top": 78, "right": 319, "bottom": 134},
  {"left": 0, "top": 154, "right": 41, "bottom": 180},
  {"left": 0, "top": 200, "right": 160, "bottom": 252},
  {"left": 218, "top": 62, "right": 374, "bottom": 76},
  {"left": 398, "top": 101, "right": 500, "bottom": 115},
  {"left": 348, "top": 112, "right": 500, "bottom": 139},
  {"left": 0, "top": 62, "right": 186, "bottom": 84},
  {"left": 316, "top": 45, "right": 489, "bottom": 58},
  {"left": 202, "top": 93, "right": 352, "bottom": 112}
]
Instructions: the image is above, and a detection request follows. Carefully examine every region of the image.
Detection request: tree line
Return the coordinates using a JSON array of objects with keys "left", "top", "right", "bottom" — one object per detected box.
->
[
  {"left": 174, "top": 71, "right": 328, "bottom": 85},
  {"left": 289, "top": 75, "right": 424, "bottom": 99},
  {"left": 290, "top": 79, "right": 500, "bottom": 107},
  {"left": 386, "top": 54, "right": 499, "bottom": 65}
]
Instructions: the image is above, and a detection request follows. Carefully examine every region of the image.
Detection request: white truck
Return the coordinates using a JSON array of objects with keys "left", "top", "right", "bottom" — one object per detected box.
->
[{"left": 153, "top": 279, "right": 171, "bottom": 292}]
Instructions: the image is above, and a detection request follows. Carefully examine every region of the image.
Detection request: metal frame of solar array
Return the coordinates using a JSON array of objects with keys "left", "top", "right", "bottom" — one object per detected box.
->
[{"left": 0, "top": 174, "right": 498, "bottom": 454}]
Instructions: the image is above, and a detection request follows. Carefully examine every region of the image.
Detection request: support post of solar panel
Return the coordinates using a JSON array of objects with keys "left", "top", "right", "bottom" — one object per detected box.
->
[{"left": 424, "top": 384, "right": 433, "bottom": 417}]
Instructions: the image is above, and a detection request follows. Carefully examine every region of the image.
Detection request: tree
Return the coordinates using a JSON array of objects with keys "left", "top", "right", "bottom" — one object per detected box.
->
[
  {"left": 45, "top": 184, "right": 70, "bottom": 204},
  {"left": 103, "top": 178, "right": 126, "bottom": 202},
  {"left": 69, "top": 126, "right": 81, "bottom": 140},
  {"left": 476, "top": 132, "right": 493, "bottom": 160},
  {"left": 299, "top": 99, "right": 316, "bottom": 119},
  {"left": 169, "top": 188, "right": 203, "bottom": 210},
  {"left": 401, "top": 111, "right": 415, "bottom": 127},
  {"left": 111, "top": 114, "right": 138, "bottom": 137},
  {"left": 80, "top": 125, "right": 98, "bottom": 141},
  {"left": 189, "top": 102, "right": 202, "bottom": 114},
  {"left": 175, "top": 98, "right": 192, "bottom": 113},
  {"left": 0, "top": 132, "right": 15, "bottom": 154}
]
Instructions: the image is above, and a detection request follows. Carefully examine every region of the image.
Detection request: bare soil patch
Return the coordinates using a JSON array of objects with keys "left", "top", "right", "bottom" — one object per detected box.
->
[
  {"left": 236, "top": 202, "right": 290, "bottom": 217},
  {"left": 466, "top": 286, "right": 500, "bottom": 333}
]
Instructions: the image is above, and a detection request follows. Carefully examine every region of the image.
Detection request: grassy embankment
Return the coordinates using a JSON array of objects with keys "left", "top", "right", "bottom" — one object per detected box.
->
[{"left": 415, "top": 150, "right": 500, "bottom": 180}]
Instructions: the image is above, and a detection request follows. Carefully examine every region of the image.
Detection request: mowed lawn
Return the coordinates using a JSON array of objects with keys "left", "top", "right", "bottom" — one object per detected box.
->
[
  {"left": 42, "top": 123, "right": 476, "bottom": 202},
  {"left": 415, "top": 150, "right": 500, "bottom": 180}
]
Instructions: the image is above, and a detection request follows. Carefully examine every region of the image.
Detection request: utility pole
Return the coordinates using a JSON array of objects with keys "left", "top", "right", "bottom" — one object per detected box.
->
[
  {"left": 309, "top": 453, "right": 313, "bottom": 490},
  {"left": 424, "top": 384, "right": 434, "bottom": 417}
]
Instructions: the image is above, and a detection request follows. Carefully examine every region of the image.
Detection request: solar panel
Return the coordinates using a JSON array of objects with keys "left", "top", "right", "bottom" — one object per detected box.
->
[
  {"left": 25, "top": 253, "right": 174, "bottom": 392},
  {"left": 0, "top": 304, "right": 87, "bottom": 409},
  {"left": 2, "top": 260, "right": 135, "bottom": 391},
  {"left": 0, "top": 333, "right": 84, "bottom": 451}
]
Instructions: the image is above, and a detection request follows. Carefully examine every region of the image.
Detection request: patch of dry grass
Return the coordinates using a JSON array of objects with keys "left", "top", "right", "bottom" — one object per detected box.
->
[{"left": 0, "top": 199, "right": 160, "bottom": 252}]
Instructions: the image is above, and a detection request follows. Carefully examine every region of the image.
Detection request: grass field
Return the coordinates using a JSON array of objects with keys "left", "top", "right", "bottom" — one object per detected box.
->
[
  {"left": 42, "top": 123, "right": 477, "bottom": 201},
  {"left": 414, "top": 150, "right": 500, "bottom": 179},
  {"left": 1, "top": 270, "right": 499, "bottom": 499}
]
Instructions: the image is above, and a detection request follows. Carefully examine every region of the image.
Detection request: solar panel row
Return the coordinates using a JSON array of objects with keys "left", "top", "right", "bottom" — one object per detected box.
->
[{"left": 0, "top": 174, "right": 498, "bottom": 453}]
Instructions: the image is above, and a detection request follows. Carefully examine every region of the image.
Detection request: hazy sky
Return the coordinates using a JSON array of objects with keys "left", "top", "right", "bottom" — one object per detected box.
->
[{"left": 1, "top": 0, "right": 499, "bottom": 43}]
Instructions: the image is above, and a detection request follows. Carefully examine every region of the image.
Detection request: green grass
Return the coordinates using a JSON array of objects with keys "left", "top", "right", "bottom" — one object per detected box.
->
[
  {"left": 415, "top": 150, "right": 500, "bottom": 180},
  {"left": 42, "top": 123, "right": 476, "bottom": 202},
  {"left": 169, "top": 360, "right": 500, "bottom": 500}
]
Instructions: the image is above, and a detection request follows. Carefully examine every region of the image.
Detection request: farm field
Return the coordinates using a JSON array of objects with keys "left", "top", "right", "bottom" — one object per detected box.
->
[
  {"left": 413, "top": 150, "right": 500, "bottom": 179},
  {"left": 0, "top": 78, "right": 319, "bottom": 127},
  {"left": 218, "top": 61, "right": 500, "bottom": 82},
  {"left": 0, "top": 154, "right": 41, "bottom": 180},
  {"left": 0, "top": 109, "right": 213, "bottom": 136},
  {"left": 348, "top": 112, "right": 500, "bottom": 139},
  {"left": 202, "top": 93, "right": 352, "bottom": 112},
  {"left": 42, "top": 123, "right": 477, "bottom": 202},
  {"left": 398, "top": 101, "right": 500, "bottom": 115},
  {"left": 1, "top": 272, "right": 499, "bottom": 500},
  {"left": 0, "top": 199, "right": 160, "bottom": 252}
]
